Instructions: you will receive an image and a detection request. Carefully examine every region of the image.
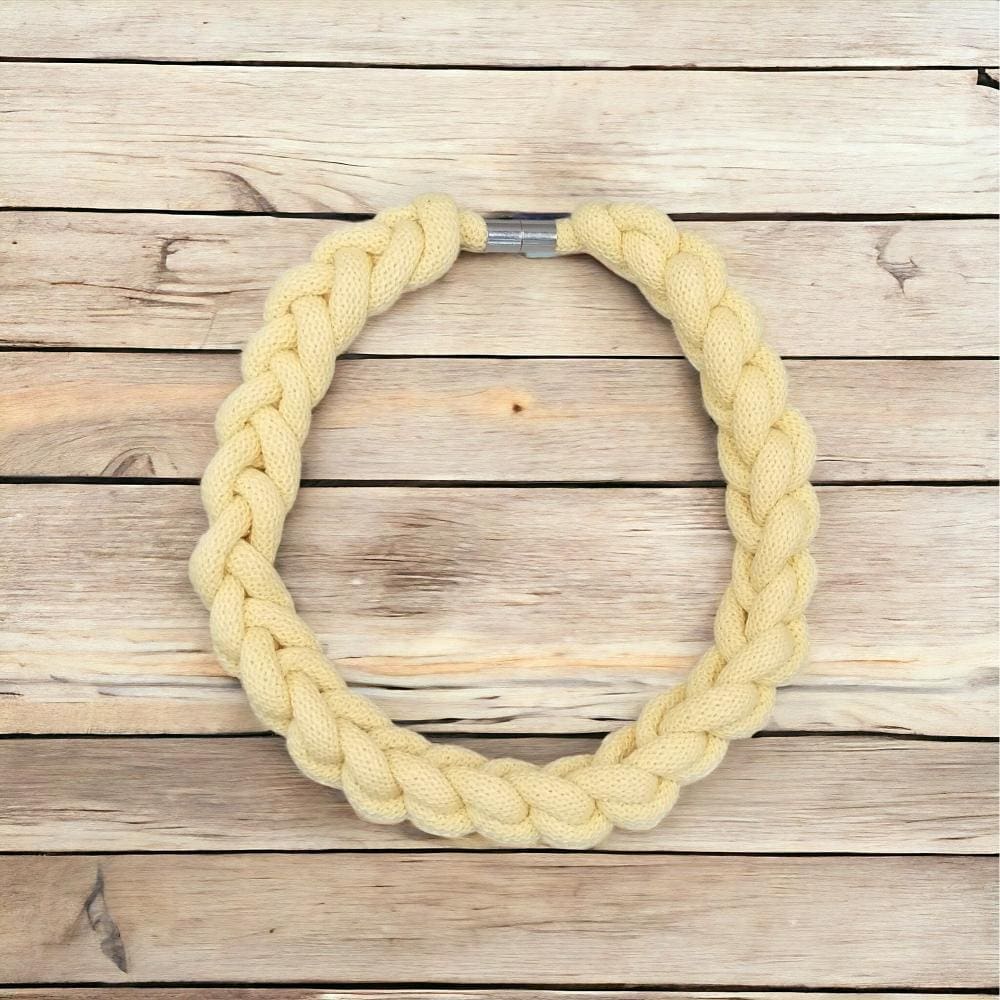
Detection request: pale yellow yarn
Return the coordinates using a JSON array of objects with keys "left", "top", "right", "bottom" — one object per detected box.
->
[{"left": 190, "top": 193, "right": 819, "bottom": 849}]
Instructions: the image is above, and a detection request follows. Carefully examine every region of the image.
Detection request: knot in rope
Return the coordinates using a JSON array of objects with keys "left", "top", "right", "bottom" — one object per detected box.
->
[{"left": 190, "top": 193, "right": 818, "bottom": 849}]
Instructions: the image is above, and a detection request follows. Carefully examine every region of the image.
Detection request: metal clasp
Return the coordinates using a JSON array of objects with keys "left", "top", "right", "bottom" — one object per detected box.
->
[{"left": 484, "top": 218, "right": 560, "bottom": 258}]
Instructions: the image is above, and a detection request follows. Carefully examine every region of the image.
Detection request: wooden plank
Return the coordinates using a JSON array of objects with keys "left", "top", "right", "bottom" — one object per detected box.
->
[
  {"left": 1, "top": 735, "right": 993, "bottom": 854},
  {"left": 2, "top": 355, "right": 995, "bottom": 481},
  {"left": 1, "top": 65, "right": 994, "bottom": 214},
  {"left": 2, "top": 0, "right": 995, "bottom": 66},
  {"left": 1, "top": 485, "right": 995, "bottom": 737},
  {"left": 1, "top": 853, "right": 994, "bottom": 985},
  {"left": 4, "top": 213, "right": 996, "bottom": 356}
]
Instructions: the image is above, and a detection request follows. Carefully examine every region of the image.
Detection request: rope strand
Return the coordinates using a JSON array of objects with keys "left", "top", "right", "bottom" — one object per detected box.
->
[{"left": 190, "top": 193, "right": 818, "bottom": 849}]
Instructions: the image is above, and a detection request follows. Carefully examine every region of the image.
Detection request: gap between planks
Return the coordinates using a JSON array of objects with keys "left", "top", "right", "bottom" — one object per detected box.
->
[{"left": 1, "top": 994, "right": 999, "bottom": 1000}]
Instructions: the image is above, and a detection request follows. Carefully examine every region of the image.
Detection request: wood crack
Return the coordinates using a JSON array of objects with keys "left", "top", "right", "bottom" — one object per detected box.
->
[
  {"left": 81, "top": 865, "right": 128, "bottom": 973},
  {"left": 875, "top": 229, "right": 922, "bottom": 292}
]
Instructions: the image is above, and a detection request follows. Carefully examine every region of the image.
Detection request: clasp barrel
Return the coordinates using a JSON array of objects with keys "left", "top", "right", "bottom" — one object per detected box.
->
[{"left": 483, "top": 217, "right": 560, "bottom": 258}]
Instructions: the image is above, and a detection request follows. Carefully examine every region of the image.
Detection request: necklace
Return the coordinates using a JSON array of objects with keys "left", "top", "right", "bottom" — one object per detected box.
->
[{"left": 190, "top": 194, "right": 819, "bottom": 849}]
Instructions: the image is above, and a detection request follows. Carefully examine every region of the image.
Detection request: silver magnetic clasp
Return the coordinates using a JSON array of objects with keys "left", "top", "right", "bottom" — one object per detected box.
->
[{"left": 484, "top": 218, "right": 560, "bottom": 258}]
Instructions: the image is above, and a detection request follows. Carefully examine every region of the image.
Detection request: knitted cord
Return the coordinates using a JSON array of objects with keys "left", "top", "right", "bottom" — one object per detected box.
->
[{"left": 190, "top": 193, "right": 818, "bottom": 849}]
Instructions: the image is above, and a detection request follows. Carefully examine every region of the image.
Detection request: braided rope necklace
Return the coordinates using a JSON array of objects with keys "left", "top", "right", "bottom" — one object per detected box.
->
[{"left": 190, "top": 194, "right": 819, "bottom": 849}]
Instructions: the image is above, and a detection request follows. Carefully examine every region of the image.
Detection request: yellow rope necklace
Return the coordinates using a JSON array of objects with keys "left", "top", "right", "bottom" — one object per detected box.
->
[{"left": 190, "top": 194, "right": 819, "bottom": 849}]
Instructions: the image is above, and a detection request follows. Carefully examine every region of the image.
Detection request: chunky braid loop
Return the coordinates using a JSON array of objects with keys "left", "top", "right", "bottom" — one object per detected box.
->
[{"left": 190, "top": 194, "right": 818, "bottom": 849}]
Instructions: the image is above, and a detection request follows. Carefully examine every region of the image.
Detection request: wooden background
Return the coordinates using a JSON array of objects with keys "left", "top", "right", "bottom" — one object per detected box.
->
[{"left": 1, "top": 1, "right": 997, "bottom": 996}]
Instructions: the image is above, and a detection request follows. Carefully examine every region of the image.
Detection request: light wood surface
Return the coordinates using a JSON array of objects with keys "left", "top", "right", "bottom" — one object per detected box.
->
[
  {"left": 2, "top": 0, "right": 995, "bottom": 66},
  {"left": 1, "top": 735, "right": 993, "bottom": 853},
  {"left": 5, "top": 214, "right": 995, "bottom": 355},
  {"left": 1, "top": 65, "right": 995, "bottom": 214},
  {"left": 2, "top": 853, "right": 995, "bottom": 985},
  {"left": 3, "top": 485, "right": 995, "bottom": 737},
  {"left": 3, "top": 354, "right": 996, "bottom": 481},
  {"left": 3, "top": 2, "right": 996, "bottom": 994}
]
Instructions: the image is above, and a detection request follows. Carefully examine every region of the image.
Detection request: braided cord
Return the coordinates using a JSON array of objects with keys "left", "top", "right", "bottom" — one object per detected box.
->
[{"left": 190, "top": 194, "right": 818, "bottom": 849}]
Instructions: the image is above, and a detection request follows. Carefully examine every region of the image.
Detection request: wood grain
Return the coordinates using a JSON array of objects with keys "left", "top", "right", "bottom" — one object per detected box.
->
[
  {"left": 1, "top": 65, "right": 995, "bottom": 214},
  {"left": 3, "top": 355, "right": 995, "bottom": 481},
  {"left": 4, "top": 213, "right": 996, "bottom": 355},
  {"left": 2, "top": 853, "right": 995, "bottom": 985},
  {"left": 2, "top": 485, "right": 995, "bottom": 737},
  {"left": 2, "top": 4, "right": 995, "bottom": 996},
  {"left": 2, "top": 0, "right": 995, "bottom": 66},
  {"left": 1, "top": 735, "right": 993, "bottom": 854}
]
